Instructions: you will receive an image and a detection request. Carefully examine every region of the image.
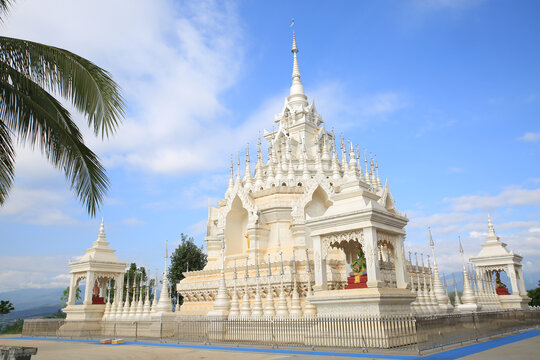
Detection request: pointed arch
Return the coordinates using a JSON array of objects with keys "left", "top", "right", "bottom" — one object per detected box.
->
[
  {"left": 304, "top": 185, "right": 333, "bottom": 219},
  {"left": 224, "top": 195, "right": 249, "bottom": 255}
]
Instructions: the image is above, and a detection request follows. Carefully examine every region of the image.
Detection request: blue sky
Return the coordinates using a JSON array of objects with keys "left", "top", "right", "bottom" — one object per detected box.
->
[{"left": 0, "top": 0, "right": 539, "bottom": 292}]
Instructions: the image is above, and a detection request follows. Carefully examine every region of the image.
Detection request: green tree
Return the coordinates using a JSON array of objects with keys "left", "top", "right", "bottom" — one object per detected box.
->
[
  {"left": 0, "top": 299, "right": 14, "bottom": 314},
  {"left": 0, "top": 0, "right": 125, "bottom": 215},
  {"left": 60, "top": 286, "right": 81, "bottom": 303},
  {"left": 0, "top": 319, "right": 22, "bottom": 334},
  {"left": 168, "top": 233, "right": 207, "bottom": 304},
  {"left": 122, "top": 263, "right": 151, "bottom": 303},
  {"left": 527, "top": 280, "right": 540, "bottom": 306}
]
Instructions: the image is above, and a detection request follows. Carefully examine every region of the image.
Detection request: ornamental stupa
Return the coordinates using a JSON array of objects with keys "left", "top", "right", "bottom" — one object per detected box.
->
[{"left": 177, "top": 25, "right": 415, "bottom": 316}]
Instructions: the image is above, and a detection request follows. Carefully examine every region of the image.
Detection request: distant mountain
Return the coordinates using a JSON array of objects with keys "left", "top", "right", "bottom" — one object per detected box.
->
[
  {"left": 0, "top": 305, "right": 63, "bottom": 323},
  {"left": 0, "top": 288, "right": 65, "bottom": 311}
]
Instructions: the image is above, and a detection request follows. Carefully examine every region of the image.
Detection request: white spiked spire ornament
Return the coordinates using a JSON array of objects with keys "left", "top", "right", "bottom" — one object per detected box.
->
[
  {"left": 364, "top": 149, "right": 370, "bottom": 184},
  {"left": 340, "top": 134, "right": 348, "bottom": 171},
  {"left": 236, "top": 153, "right": 242, "bottom": 184},
  {"left": 356, "top": 145, "right": 364, "bottom": 178},
  {"left": 252, "top": 248, "right": 264, "bottom": 316},
  {"left": 240, "top": 255, "right": 251, "bottom": 317},
  {"left": 276, "top": 252, "right": 289, "bottom": 317},
  {"left": 229, "top": 259, "right": 240, "bottom": 317},
  {"left": 486, "top": 214, "right": 501, "bottom": 243},
  {"left": 429, "top": 227, "right": 452, "bottom": 312},
  {"left": 375, "top": 154, "right": 382, "bottom": 189},
  {"left": 331, "top": 140, "right": 341, "bottom": 180},
  {"left": 264, "top": 254, "right": 276, "bottom": 316},
  {"left": 97, "top": 218, "right": 106, "bottom": 242},
  {"left": 288, "top": 19, "right": 307, "bottom": 105},
  {"left": 226, "top": 155, "right": 234, "bottom": 195},
  {"left": 289, "top": 249, "right": 303, "bottom": 317},
  {"left": 155, "top": 240, "right": 173, "bottom": 314},
  {"left": 209, "top": 236, "right": 231, "bottom": 317},
  {"left": 458, "top": 236, "right": 480, "bottom": 311},
  {"left": 244, "top": 144, "right": 252, "bottom": 189}
]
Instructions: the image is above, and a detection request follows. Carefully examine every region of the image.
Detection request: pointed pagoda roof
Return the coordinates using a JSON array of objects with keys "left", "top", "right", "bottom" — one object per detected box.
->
[
  {"left": 470, "top": 215, "right": 522, "bottom": 266},
  {"left": 69, "top": 219, "right": 127, "bottom": 273},
  {"left": 288, "top": 19, "right": 307, "bottom": 106}
]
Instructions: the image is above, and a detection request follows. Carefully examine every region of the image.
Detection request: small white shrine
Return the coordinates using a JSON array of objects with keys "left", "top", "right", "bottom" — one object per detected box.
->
[
  {"left": 63, "top": 219, "right": 127, "bottom": 321},
  {"left": 469, "top": 216, "right": 530, "bottom": 310}
]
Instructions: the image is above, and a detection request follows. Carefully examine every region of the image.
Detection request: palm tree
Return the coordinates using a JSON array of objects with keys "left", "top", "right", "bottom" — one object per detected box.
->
[{"left": 0, "top": 0, "right": 125, "bottom": 216}]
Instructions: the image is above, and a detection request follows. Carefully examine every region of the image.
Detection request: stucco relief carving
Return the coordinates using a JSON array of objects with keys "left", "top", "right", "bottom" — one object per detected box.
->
[
  {"left": 481, "top": 265, "right": 510, "bottom": 273},
  {"left": 321, "top": 230, "right": 364, "bottom": 258}
]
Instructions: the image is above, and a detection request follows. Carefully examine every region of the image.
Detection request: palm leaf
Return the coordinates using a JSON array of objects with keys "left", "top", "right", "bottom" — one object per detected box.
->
[
  {"left": 0, "top": 119, "right": 14, "bottom": 205},
  {"left": 0, "top": 0, "right": 13, "bottom": 23},
  {"left": 0, "top": 36, "right": 125, "bottom": 138},
  {"left": 0, "top": 62, "right": 109, "bottom": 216}
]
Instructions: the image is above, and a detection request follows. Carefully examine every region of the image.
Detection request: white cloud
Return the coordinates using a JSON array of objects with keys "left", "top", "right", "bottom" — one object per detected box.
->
[
  {"left": 123, "top": 217, "right": 146, "bottom": 226},
  {"left": 446, "top": 186, "right": 540, "bottom": 212},
  {"left": 0, "top": 184, "right": 80, "bottom": 226},
  {"left": 518, "top": 132, "right": 540, "bottom": 142},
  {"left": 0, "top": 255, "right": 71, "bottom": 292},
  {"left": 2, "top": 0, "right": 246, "bottom": 177}
]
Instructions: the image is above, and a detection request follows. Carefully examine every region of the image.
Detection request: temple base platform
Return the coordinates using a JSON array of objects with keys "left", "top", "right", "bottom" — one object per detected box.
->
[
  {"left": 498, "top": 294, "right": 531, "bottom": 310},
  {"left": 308, "top": 287, "right": 415, "bottom": 316}
]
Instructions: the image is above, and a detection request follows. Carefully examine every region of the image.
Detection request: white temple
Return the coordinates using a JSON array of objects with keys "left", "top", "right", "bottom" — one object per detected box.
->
[
  {"left": 57, "top": 26, "right": 531, "bottom": 339},
  {"left": 177, "top": 28, "right": 414, "bottom": 317}
]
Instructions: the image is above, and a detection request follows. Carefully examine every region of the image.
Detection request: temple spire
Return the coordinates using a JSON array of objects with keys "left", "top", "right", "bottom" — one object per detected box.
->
[
  {"left": 288, "top": 19, "right": 307, "bottom": 105},
  {"left": 486, "top": 214, "right": 500, "bottom": 242},
  {"left": 244, "top": 144, "right": 252, "bottom": 188},
  {"left": 96, "top": 218, "right": 106, "bottom": 243}
]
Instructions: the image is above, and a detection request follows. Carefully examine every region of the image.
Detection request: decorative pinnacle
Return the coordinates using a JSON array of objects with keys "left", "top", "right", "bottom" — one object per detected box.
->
[
  {"left": 487, "top": 214, "right": 497, "bottom": 238},
  {"left": 305, "top": 249, "right": 311, "bottom": 273},
  {"left": 289, "top": 18, "right": 306, "bottom": 102},
  {"left": 267, "top": 254, "right": 272, "bottom": 276},
  {"left": 459, "top": 236, "right": 464, "bottom": 255},
  {"left": 429, "top": 227, "right": 434, "bottom": 248},
  {"left": 292, "top": 249, "right": 297, "bottom": 275},
  {"left": 97, "top": 218, "right": 106, "bottom": 242},
  {"left": 291, "top": 18, "right": 298, "bottom": 54}
]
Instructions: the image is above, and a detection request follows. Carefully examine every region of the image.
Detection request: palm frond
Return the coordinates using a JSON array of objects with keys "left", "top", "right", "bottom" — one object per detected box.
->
[
  {"left": 0, "top": 36, "right": 125, "bottom": 138},
  {"left": 0, "top": 119, "right": 15, "bottom": 205},
  {"left": 0, "top": 0, "right": 13, "bottom": 23},
  {"left": 0, "top": 62, "right": 109, "bottom": 216}
]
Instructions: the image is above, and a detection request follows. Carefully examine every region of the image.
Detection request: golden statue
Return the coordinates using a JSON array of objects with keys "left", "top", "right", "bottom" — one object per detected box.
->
[{"left": 245, "top": 233, "right": 250, "bottom": 249}]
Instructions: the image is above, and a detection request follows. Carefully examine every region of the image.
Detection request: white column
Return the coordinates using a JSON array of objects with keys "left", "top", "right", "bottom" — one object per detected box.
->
[
  {"left": 516, "top": 266, "right": 527, "bottom": 295},
  {"left": 312, "top": 235, "right": 327, "bottom": 290},
  {"left": 393, "top": 235, "right": 408, "bottom": 289},
  {"left": 83, "top": 271, "right": 94, "bottom": 305},
  {"left": 507, "top": 264, "right": 519, "bottom": 295},
  {"left": 363, "top": 227, "right": 382, "bottom": 288},
  {"left": 67, "top": 275, "right": 76, "bottom": 305},
  {"left": 99, "top": 278, "right": 105, "bottom": 297}
]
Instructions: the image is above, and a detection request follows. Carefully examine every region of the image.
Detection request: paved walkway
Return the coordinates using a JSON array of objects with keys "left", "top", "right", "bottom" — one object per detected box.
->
[{"left": 1, "top": 330, "right": 538, "bottom": 360}]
